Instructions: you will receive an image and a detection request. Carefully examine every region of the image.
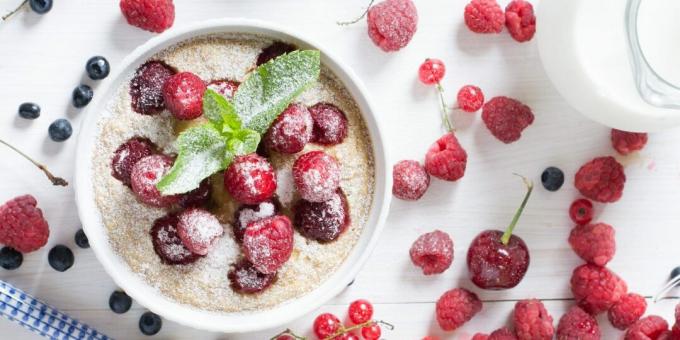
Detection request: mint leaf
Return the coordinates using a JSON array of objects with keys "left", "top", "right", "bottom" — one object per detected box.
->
[
  {"left": 203, "top": 89, "right": 241, "bottom": 131},
  {"left": 229, "top": 129, "right": 261, "bottom": 155},
  {"left": 234, "top": 50, "right": 321, "bottom": 134}
]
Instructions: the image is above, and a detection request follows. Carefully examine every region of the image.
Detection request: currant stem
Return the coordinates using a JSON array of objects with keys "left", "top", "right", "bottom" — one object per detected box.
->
[
  {"left": 0, "top": 139, "right": 68, "bottom": 186},
  {"left": 336, "top": 0, "right": 375, "bottom": 26},
  {"left": 1, "top": 0, "right": 28, "bottom": 21},
  {"left": 500, "top": 174, "right": 533, "bottom": 245},
  {"left": 436, "top": 82, "right": 454, "bottom": 132},
  {"left": 323, "top": 319, "right": 394, "bottom": 340}
]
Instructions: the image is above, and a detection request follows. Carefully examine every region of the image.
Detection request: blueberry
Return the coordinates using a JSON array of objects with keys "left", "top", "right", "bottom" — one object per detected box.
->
[
  {"left": 0, "top": 247, "right": 23, "bottom": 270},
  {"left": 139, "top": 311, "right": 162, "bottom": 335},
  {"left": 541, "top": 166, "right": 564, "bottom": 192},
  {"left": 109, "top": 291, "right": 132, "bottom": 314},
  {"left": 48, "top": 245, "right": 74, "bottom": 272},
  {"left": 18, "top": 102, "right": 41, "bottom": 120},
  {"left": 74, "top": 229, "right": 89, "bottom": 249},
  {"left": 48, "top": 119, "right": 72, "bottom": 142},
  {"left": 29, "top": 0, "right": 52, "bottom": 14},
  {"left": 72, "top": 85, "right": 93, "bottom": 108},
  {"left": 671, "top": 266, "right": 680, "bottom": 281},
  {"left": 86, "top": 56, "right": 110, "bottom": 80}
]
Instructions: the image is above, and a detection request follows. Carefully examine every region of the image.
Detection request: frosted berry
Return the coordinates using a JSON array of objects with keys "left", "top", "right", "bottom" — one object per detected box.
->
[
  {"left": 120, "top": 0, "right": 175, "bottom": 33},
  {"left": 111, "top": 137, "right": 156, "bottom": 187},
  {"left": 150, "top": 213, "right": 201, "bottom": 265},
  {"left": 257, "top": 41, "right": 297, "bottom": 66},
  {"left": 570, "top": 264, "right": 627, "bottom": 314},
  {"left": 574, "top": 156, "right": 626, "bottom": 203},
  {"left": 293, "top": 151, "right": 341, "bottom": 202},
  {"left": 242, "top": 215, "right": 294, "bottom": 274},
  {"left": 367, "top": 0, "right": 418, "bottom": 52},
  {"left": 163, "top": 72, "right": 206, "bottom": 120},
  {"left": 130, "top": 155, "right": 180, "bottom": 207},
  {"left": 224, "top": 154, "right": 277, "bottom": 204},
  {"left": 418, "top": 58, "right": 446, "bottom": 85},
  {"left": 309, "top": 103, "right": 348, "bottom": 146},
  {"left": 608, "top": 293, "right": 647, "bottom": 330},
  {"left": 569, "top": 198, "right": 593, "bottom": 225},
  {"left": 556, "top": 306, "right": 600, "bottom": 340},
  {"left": 313, "top": 313, "right": 341, "bottom": 339},
  {"left": 488, "top": 328, "right": 517, "bottom": 340},
  {"left": 348, "top": 299, "right": 373, "bottom": 324},
  {"left": 513, "top": 299, "right": 554, "bottom": 340},
  {"left": 176, "top": 208, "right": 223, "bottom": 256},
  {"left": 361, "top": 323, "right": 381, "bottom": 340},
  {"left": 228, "top": 259, "right": 277, "bottom": 294},
  {"left": 625, "top": 315, "right": 669, "bottom": 340},
  {"left": 392, "top": 160, "right": 430, "bottom": 200},
  {"left": 457, "top": 85, "right": 485, "bottom": 112},
  {"left": 424, "top": 133, "right": 468, "bottom": 181},
  {"left": 294, "top": 189, "right": 350, "bottom": 243},
  {"left": 264, "top": 103, "right": 313, "bottom": 154},
  {"left": 177, "top": 178, "right": 211, "bottom": 208},
  {"left": 482, "top": 96, "right": 534, "bottom": 143},
  {"left": 568, "top": 222, "right": 616, "bottom": 266},
  {"left": 129, "top": 61, "right": 176, "bottom": 115},
  {"left": 464, "top": 0, "right": 505, "bottom": 34},
  {"left": 435, "top": 288, "right": 482, "bottom": 331},
  {"left": 505, "top": 0, "right": 536, "bottom": 42},
  {"left": 409, "top": 230, "right": 454, "bottom": 275},
  {"left": 233, "top": 200, "right": 278, "bottom": 243},
  {"left": 207, "top": 79, "right": 239, "bottom": 100},
  {"left": 467, "top": 229, "right": 529, "bottom": 289},
  {"left": 0, "top": 195, "right": 49, "bottom": 253},
  {"left": 611, "top": 129, "right": 648, "bottom": 155}
]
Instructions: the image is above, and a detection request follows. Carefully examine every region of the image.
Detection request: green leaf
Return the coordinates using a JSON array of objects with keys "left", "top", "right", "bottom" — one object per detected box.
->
[
  {"left": 228, "top": 129, "right": 261, "bottom": 156},
  {"left": 202, "top": 89, "right": 241, "bottom": 132},
  {"left": 234, "top": 50, "right": 321, "bottom": 134}
]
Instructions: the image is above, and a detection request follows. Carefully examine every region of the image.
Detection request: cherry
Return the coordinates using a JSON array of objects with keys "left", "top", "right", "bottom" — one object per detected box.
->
[
  {"left": 467, "top": 175, "right": 533, "bottom": 290},
  {"left": 569, "top": 198, "right": 594, "bottom": 225},
  {"left": 418, "top": 58, "right": 446, "bottom": 85},
  {"left": 361, "top": 323, "right": 381, "bottom": 340},
  {"left": 348, "top": 299, "right": 373, "bottom": 324},
  {"left": 313, "top": 313, "right": 341, "bottom": 339}
]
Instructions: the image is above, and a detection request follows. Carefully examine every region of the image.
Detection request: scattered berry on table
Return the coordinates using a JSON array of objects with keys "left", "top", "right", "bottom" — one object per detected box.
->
[
  {"left": 611, "top": 129, "right": 648, "bottom": 155},
  {"left": 233, "top": 200, "right": 278, "bottom": 243},
  {"left": 85, "top": 56, "right": 110, "bottom": 80},
  {"left": 108, "top": 290, "right": 133, "bottom": 314},
  {"left": 130, "top": 154, "right": 180, "bottom": 207},
  {"left": 120, "top": 0, "right": 175, "bottom": 33},
  {"left": 293, "top": 150, "right": 341, "bottom": 202},
  {"left": 348, "top": 299, "right": 373, "bottom": 324},
  {"left": 488, "top": 327, "right": 517, "bottom": 340},
  {"left": 48, "top": 118, "right": 73, "bottom": 142},
  {"left": 74, "top": 229, "right": 89, "bottom": 249},
  {"left": 0, "top": 195, "right": 49, "bottom": 253},
  {"left": 176, "top": 208, "right": 223, "bottom": 256},
  {"left": 366, "top": 0, "right": 418, "bottom": 52},
  {"left": 568, "top": 222, "right": 616, "bottom": 266},
  {"left": 418, "top": 58, "right": 446, "bottom": 85},
  {"left": 313, "top": 313, "right": 342, "bottom": 339},
  {"left": 540, "top": 166, "right": 564, "bottom": 192},
  {"left": 150, "top": 213, "right": 201, "bottom": 265},
  {"left": 130, "top": 61, "right": 176, "bottom": 115},
  {"left": 608, "top": 293, "right": 647, "bottom": 330},
  {"left": 513, "top": 299, "right": 554, "bottom": 340},
  {"left": 464, "top": 0, "right": 505, "bottom": 34},
  {"left": 48, "top": 245, "right": 74, "bottom": 272},
  {"left": 294, "top": 189, "right": 350, "bottom": 242},
  {"left": 162, "top": 72, "right": 206, "bottom": 120},
  {"left": 471, "top": 334, "right": 489, "bottom": 340},
  {"left": 570, "top": 264, "right": 627, "bottom": 314},
  {"left": 625, "top": 315, "right": 669, "bottom": 340},
  {"left": 0, "top": 247, "right": 23, "bottom": 270},
  {"left": 309, "top": 103, "right": 349, "bottom": 146},
  {"left": 569, "top": 198, "right": 594, "bottom": 225},
  {"left": 207, "top": 79, "right": 239, "bottom": 100},
  {"left": 265, "top": 103, "right": 314, "bottom": 154},
  {"left": 111, "top": 137, "right": 156, "bottom": 187},
  {"left": 257, "top": 41, "right": 297, "bottom": 66},
  {"left": 556, "top": 306, "right": 600, "bottom": 340},
  {"left": 392, "top": 160, "right": 430, "bottom": 201},
  {"left": 138, "top": 311, "right": 162, "bottom": 336},
  {"left": 242, "top": 215, "right": 294, "bottom": 274},
  {"left": 409, "top": 230, "right": 454, "bottom": 275},
  {"left": 457, "top": 85, "right": 485, "bottom": 112},
  {"left": 224, "top": 154, "right": 277, "bottom": 205},
  {"left": 177, "top": 178, "right": 211, "bottom": 208},
  {"left": 361, "top": 322, "right": 381, "bottom": 340},
  {"left": 505, "top": 0, "right": 536, "bottom": 42},
  {"left": 424, "top": 133, "right": 468, "bottom": 181},
  {"left": 435, "top": 288, "right": 482, "bottom": 331},
  {"left": 29, "top": 0, "right": 52, "bottom": 14},
  {"left": 228, "top": 259, "right": 277, "bottom": 294},
  {"left": 482, "top": 96, "right": 534, "bottom": 143},
  {"left": 574, "top": 156, "right": 626, "bottom": 203},
  {"left": 18, "top": 102, "right": 40, "bottom": 120},
  {"left": 72, "top": 84, "right": 93, "bottom": 108}
]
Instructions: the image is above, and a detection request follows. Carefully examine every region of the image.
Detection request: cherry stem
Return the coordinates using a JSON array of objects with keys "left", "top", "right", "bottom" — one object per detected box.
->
[
  {"left": 500, "top": 174, "right": 533, "bottom": 245},
  {"left": 336, "top": 0, "right": 375, "bottom": 26},
  {"left": 435, "top": 82, "right": 455, "bottom": 132},
  {"left": 0, "top": 138, "right": 68, "bottom": 186},
  {"left": 1, "top": 0, "right": 28, "bottom": 21},
  {"left": 323, "top": 319, "right": 394, "bottom": 340}
]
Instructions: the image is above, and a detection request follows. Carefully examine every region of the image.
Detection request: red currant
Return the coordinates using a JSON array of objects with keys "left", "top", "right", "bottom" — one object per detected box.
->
[
  {"left": 361, "top": 323, "right": 381, "bottom": 340},
  {"left": 337, "top": 333, "right": 360, "bottom": 340},
  {"left": 418, "top": 58, "right": 446, "bottom": 85},
  {"left": 457, "top": 85, "right": 484, "bottom": 112},
  {"left": 313, "top": 313, "right": 341, "bottom": 339},
  {"left": 275, "top": 335, "right": 294, "bottom": 340},
  {"left": 569, "top": 198, "right": 594, "bottom": 225},
  {"left": 348, "top": 299, "right": 373, "bottom": 324}
]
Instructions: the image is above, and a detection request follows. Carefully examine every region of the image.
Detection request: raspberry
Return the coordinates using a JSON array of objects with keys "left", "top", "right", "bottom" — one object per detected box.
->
[
  {"left": 392, "top": 160, "right": 430, "bottom": 200},
  {"left": 409, "top": 230, "right": 454, "bottom": 275},
  {"left": 242, "top": 215, "right": 294, "bottom": 274},
  {"left": 570, "top": 264, "right": 628, "bottom": 314},
  {"left": 457, "top": 85, "right": 485, "bottom": 112},
  {"left": 569, "top": 198, "right": 594, "bottom": 225},
  {"left": 228, "top": 259, "right": 277, "bottom": 294},
  {"left": 611, "top": 129, "right": 648, "bottom": 155},
  {"left": 556, "top": 306, "right": 600, "bottom": 340},
  {"left": 513, "top": 299, "right": 554, "bottom": 340},
  {"left": 119, "top": 0, "right": 175, "bottom": 33},
  {"left": 574, "top": 156, "right": 626, "bottom": 203},
  {"left": 309, "top": 103, "right": 348, "bottom": 145},
  {"left": 293, "top": 151, "right": 341, "bottom": 202},
  {"left": 294, "top": 189, "right": 350, "bottom": 243},
  {"left": 608, "top": 293, "right": 647, "bottom": 330},
  {"left": 482, "top": 96, "right": 534, "bottom": 143},
  {"left": 207, "top": 79, "right": 239, "bottom": 100},
  {"left": 149, "top": 213, "right": 201, "bottom": 265},
  {"left": 488, "top": 328, "right": 518, "bottom": 340},
  {"left": 264, "top": 103, "right": 313, "bottom": 154},
  {"left": 233, "top": 200, "right": 278, "bottom": 243},
  {"left": 424, "top": 133, "right": 468, "bottom": 181},
  {"left": 568, "top": 222, "right": 616, "bottom": 266},
  {"left": 418, "top": 58, "right": 446, "bottom": 85},
  {"left": 0, "top": 195, "right": 49, "bottom": 253},
  {"left": 177, "top": 178, "right": 211, "bottom": 208},
  {"left": 625, "top": 316, "right": 669, "bottom": 340},
  {"left": 129, "top": 61, "right": 176, "bottom": 115},
  {"left": 257, "top": 41, "right": 297, "bottom": 66},
  {"left": 111, "top": 137, "right": 156, "bottom": 187},
  {"left": 464, "top": 0, "right": 505, "bottom": 34},
  {"left": 130, "top": 154, "right": 180, "bottom": 207},
  {"left": 176, "top": 208, "right": 223, "bottom": 256},
  {"left": 367, "top": 0, "right": 418, "bottom": 52},
  {"left": 224, "top": 154, "right": 277, "bottom": 205},
  {"left": 472, "top": 334, "right": 489, "bottom": 340},
  {"left": 435, "top": 288, "right": 482, "bottom": 331},
  {"left": 505, "top": 0, "right": 536, "bottom": 42},
  {"left": 162, "top": 72, "right": 207, "bottom": 120}
]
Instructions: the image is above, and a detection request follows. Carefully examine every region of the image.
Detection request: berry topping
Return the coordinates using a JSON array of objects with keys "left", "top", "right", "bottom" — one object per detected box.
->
[
  {"left": 367, "top": 0, "right": 418, "bottom": 52},
  {"left": 72, "top": 84, "right": 94, "bottom": 108},
  {"left": 0, "top": 195, "right": 49, "bottom": 253},
  {"left": 233, "top": 200, "right": 278, "bottom": 243},
  {"left": 570, "top": 264, "right": 628, "bottom": 314},
  {"left": 293, "top": 150, "right": 341, "bottom": 202},
  {"left": 348, "top": 299, "right": 374, "bottom": 324},
  {"left": 111, "top": 137, "right": 156, "bottom": 187},
  {"left": 0, "top": 247, "right": 23, "bottom": 270},
  {"left": 513, "top": 299, "right": 554, "bottom": 340},
  {"left": 574, "top": 156, "right": 626, "bottom": 203},
  {"left": 392, "top": 160, "right": 430, "bottom": 201},
  {"left": 48, "top": 245, "right": 74, "bottom": 272},
  {"left": 488, "top": 328, "right": 518, "bottom": 340},
  {"left": 457, "top": 85, "right": 485, "bottom": 112},
  {"left": 150, "top": 213, "right": 201, "bottom": 265},
  {"left": 176, "top": 208, "right": 223, "bottom": 256},
  {"left": 48, "top": 118, "right": 73, "bottom": 142},
  {"left": 242, "top": 215, "right": 294, "bottom": 274},
  {"left": 109, "top": 291, "right": 133, "bottom": 314},
  {"left": 435, "top": 288, "right": 483, "bottom": 331},
  {"left": 568, "top": 222, "right": 616, "bottom": 266},
  {"left": 74, "top": 229, "right": 89, "bottom": 249},
  {"left": 556, "top": 306, "right": 601, "bottom": 340},
  {"left": 505, "top": 0, "right": 536, "bottom": 42},
  {"left": 482, "top": 96, "right": 534, "bottom": 143},
  {"left": 29, "top": 0, "right": 52, "bottom": 14},
  {"left": 611, "top": 129, "right": 648, "bottom": 155},
  {"left": 138, "top": 311, "right": 162, "bottom": 336},
  {"left": 464, "top": 0, "right": 505, "bottom": 33},
  {"left": 207, "top": 79, "right": 239, "bottom": 100},
  {"left": 177, "top": 178, "right": 211, "bottom": 208},
  {"left": 424, "top": 133, "right": 468, "bottom": 181},
  {"left": 228, "top": 259, "right": 277, "bottom": 294},
  {"left": 608, "top": 293, "right": 647, "bottom": 330},
  {"left": 625, "top": 315, "right": 669, "bottom": 340},
  {"left": 264, "top": 103, "right": 314, "bottom": 154},
  {"left": 409, "top": 230, "right": 454, "bottom": 275},
  {"left": 162, "top": 72, "right": 207, "bottom": 120},
  {"left": 18, "top": 102, "right": 40, "bottom": 120},
  {"left": 569, "top": 198, "right": 594, "bottom": 225},
  {"left": 86, "top": 56, "right": 111, "bottom": 80},
  {"left": 224, "top": 154, "right": 277, "bottom": 205},
  {"left": 257, "top": 41, "right": 297, "bottom": 66},
  {"left": 120, "top": 0, "right": 174, "bottom": 33},
  {"left": 472, "top": 334, "right": 489, "bottom": 340},
  {"left": 541, "top": 166, "right": 564, "bottom": 192},
  {"left": 418, "top": 58, "right": 446, "bottom": 85},
  {"left": 313, "top": 313, "right": 341, "bottom": 339},
  {"left": 309, "top": 103, "right": 349, "bottom": 146},
  {"left": 294, "top": 189, "right": 350, "bottom": 242},
  {"left": 130, "top": 154, "right": 180, "bottom": 207},
  {"left": 129, "top": 61, "right": 176, "bottom": 115},
  {"left": 361, "top": 323, "right": 381, "bottom": 340}
]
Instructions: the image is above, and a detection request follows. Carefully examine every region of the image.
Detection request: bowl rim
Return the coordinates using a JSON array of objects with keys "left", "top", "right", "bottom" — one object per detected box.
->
[{"left": 74, "top": 18, "right": 392, "bottom": 333}]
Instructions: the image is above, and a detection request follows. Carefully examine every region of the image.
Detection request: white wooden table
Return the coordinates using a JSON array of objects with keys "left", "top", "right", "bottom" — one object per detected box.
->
[{"left": 2, "top": 0, "right": 680, "bottom": 339}]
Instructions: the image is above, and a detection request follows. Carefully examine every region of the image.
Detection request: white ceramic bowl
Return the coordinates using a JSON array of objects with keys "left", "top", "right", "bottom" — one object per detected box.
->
[{"left": 74, "top": 19, "right": 391, "bottom": 334}]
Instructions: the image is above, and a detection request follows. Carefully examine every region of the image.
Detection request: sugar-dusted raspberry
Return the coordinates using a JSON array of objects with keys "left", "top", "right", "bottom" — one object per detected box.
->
[
  {"left": 149, "top": 213, "right": 201, "bottom": 265},
  {"left": 424, "top": 133, "right": 468, "bottom": 181},
  {"left": 129, "top": 61, "right": 176, "bottom": 115},
  {"left": 568, "top": 222, "right": 616, "bottom": 266},
  {"left": 611, "top": 129, "right": 648, "bottom": 155},
  {"left": 625, "top": 315, "right": 669, "bottom": 340},
  {"left": 556, "top": 306, "right": 601, "bottom": 340},
  {"left": 570, "top": 264, "right": 628, "bottom": 314},
  {"left": 488, "top": 328, "right": 518, "bottom": 340},
  {"left": 294, "top": 189, "right": 350, "bottom": 243},
  {"left": 0, "top": 195, "right": 49, "bottom": 253},
  {"left": 309, "top": 103, "right": 349, "bottom": 146},
  {"left": 505, "top": 0, "right": 536, "bottom": 42},
  {"left": 464, "top": 0, "right": 505, "bottom": 34},
  {"left": 472, "top": 334, "right": 489, "bottom": 340},
  {"left": 367, "top": 0, "right": 418, "bottom": 52},
  {"left": 293, "top": 150, "right": 341, "bottom": 202},
  {"left": 228, "top": 258, "right": 277, "bottom": 294},
  {"left": 207, "top": 79, "right": 239, "bottom": 100},
  {"left": 120, "top": 0, "right": 175, "bottom": 33},
  {"left": 608, "top": 293, "right": 647, "bottom": 330},
  {"left": 256, "top": 41, "right": 297, "bottom": 66},
  {"left": 264, "top": 103, "right": 313, "bottom": 154},
  {"left": 569, "top": 198, "right": 594, "bottom": 225},
  {"left": 482, "top": 96, "right": 534, "bottom": 143},
  {"left": 435, "top": 288, "right": 482, "bottom": 331},
  {"left": 513, "top": 299, "right": 554, "bottom": 340},
  {"left": 178, "top": 178, "right": 211, "bottom": 208},
  {"left": 162, "top": 72, "right": 207, "bottom": 120},
  {"left": 130, "top": 154, "right": 180, "bottom": 207},
  {"left": 457, "top": 85, "right": 485, "bottom": 112},
  {"left": 574, "top": 156, "right": 626, "bottom": 203},
  {"left": 409, "top": 230, "right": 453, "bottom": 275},
  {"left": 242, "top": 215, "right": 294, "bottom": 274},
  {"left": 392, "top": 160, "right": 430, "bottom": 200},
  {"left": 224, "top": 154, "right": 277, "bottom": 205},
  {"left": 176, "top": 208, "right": 223, "bottom": 256},
  {"left": 111, "top": 137, "right": 156, "bottom": 187},
  {"left": 418, "top": 58, "right": 446, "bottom": 85},
  {"left": 233, "top": 200, "right": 278, "bottom": 243}
]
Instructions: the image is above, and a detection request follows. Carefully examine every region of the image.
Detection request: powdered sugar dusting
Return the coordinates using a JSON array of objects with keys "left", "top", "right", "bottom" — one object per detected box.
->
[
  {"left": 177, "top": 209, "right": 224, "bottom": 255},
  {"left": 239, "top": 202, "right": 275, "bottom": 227}
]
